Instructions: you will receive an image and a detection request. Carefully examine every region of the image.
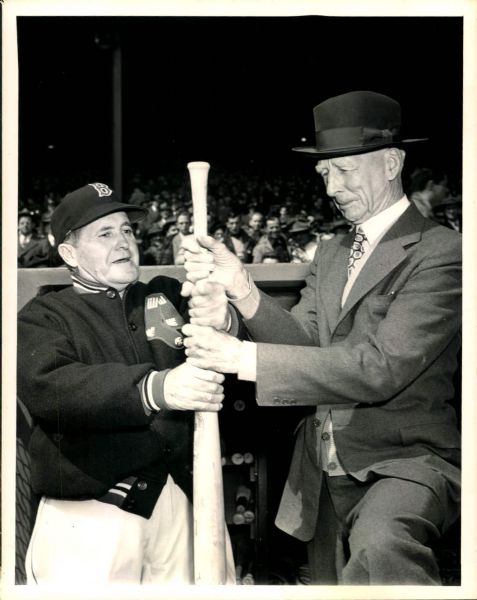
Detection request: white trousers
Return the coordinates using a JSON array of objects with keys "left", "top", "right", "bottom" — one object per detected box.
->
[{"left": 26, "top": 475, "right": 235, "bottom": 585}]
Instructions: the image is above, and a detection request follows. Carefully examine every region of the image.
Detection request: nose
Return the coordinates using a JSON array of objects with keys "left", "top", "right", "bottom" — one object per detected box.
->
[
  {"left": 325, "top": 170, "right": 341, "bottom": 198},
  {"left": 116, "top": 231, "right": 131, "bottom": 249}
]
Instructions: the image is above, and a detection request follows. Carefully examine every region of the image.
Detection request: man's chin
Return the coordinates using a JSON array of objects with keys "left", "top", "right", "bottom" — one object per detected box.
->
[{"left": 110, "top": 263, "right": 139, "bottom": 284}]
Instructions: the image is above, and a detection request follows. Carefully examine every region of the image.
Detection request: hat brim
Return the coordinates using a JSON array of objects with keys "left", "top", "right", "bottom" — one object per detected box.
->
[
  {"left": 70, "top": 203, "right": 147, "bottom": 234},
  {"left": 292, "top": 138, "right": 428, "bottom": 159}
]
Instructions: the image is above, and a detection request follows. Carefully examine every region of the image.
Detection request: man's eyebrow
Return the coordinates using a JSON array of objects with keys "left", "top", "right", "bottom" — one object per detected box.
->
[{"left": 95, "top": 221, "right": 131, "bottom": 234}]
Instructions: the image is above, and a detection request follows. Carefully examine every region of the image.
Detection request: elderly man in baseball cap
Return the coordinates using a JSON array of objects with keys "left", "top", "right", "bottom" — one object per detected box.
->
[
  {"left": 181, "top": 91, "right": 462, "bottom": 584},
  {"left": 18, "top": 182, "right": 236, "bottom": 584}
]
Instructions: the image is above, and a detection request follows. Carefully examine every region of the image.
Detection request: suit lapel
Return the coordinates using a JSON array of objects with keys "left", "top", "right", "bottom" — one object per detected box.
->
[
  {"left": 320, "top": 231, "right": 352, "bottom": 334},
  {"left": 336, "top": 204, "right": 424, "bottom": 330}
]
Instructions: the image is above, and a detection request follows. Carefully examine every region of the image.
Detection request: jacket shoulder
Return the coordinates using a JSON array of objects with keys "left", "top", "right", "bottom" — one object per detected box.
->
[{"left": 420, "top": 219, "right": 462, "bottom": 257}]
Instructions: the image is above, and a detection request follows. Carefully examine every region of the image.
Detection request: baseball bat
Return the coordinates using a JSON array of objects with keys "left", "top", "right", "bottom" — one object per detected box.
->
[{"left": 187, "top": 161, "right": 227, "bottom": 584}]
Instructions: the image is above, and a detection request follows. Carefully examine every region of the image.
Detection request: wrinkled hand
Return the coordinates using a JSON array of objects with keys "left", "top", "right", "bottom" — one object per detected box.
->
[
  {"left": 181, "top": 235, "right": 249, "bottom": 298},
  {"left": 182, "top": 323, "right": 242, "bottom": 374},
  {"left": 180, "top": 278, "right": 230, "bottom": 331},
  {"left": 163, "top": 362, "right": 225, "bottom": 411}
]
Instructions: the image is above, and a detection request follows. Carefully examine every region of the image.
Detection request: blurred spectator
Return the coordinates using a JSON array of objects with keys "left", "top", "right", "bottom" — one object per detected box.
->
[
  {"left": 287, "top": 220, "right": 319, "bottom": 263},
  {"left": 252, "top": 216, "right": 290, "bottom": 263},
  {"left": 433, "top": 198, "right": 462, "bottom": 232},
  {"left": 157, "top": 201, "right": 173, "bottom": 230},
  {"left": 136, "top": 196, "right": 162, "bottom": 239},
  {"left": 141, "top": 223, "right": 174, "bottom": 265},
  {"left": 39, "top": 196, "right": 57, "bottom": 235},
  {"left": 223, "top": 214, "right": 254, "bottom": 263},
  {"left": 408, "top": 167, "right": 440, "bottom": 219},
  {"left": 19, "top": 215, "right": 62, "bottom": 268},
  {"left": 128, "top": 186, "right": 147, "bottom": 207},
  {"left": 172, "top": 211, "right": 191, "bottom": 265},
  {"left": 18, "top": 210, "right": 42, "bottom": 267},
  {"left": 211, "top": 223, "right": 226, "bottom": 243},
  {"left": 278, "top": 205, "right": 293, "bottom": 230},
  {"left": 244, "top": 211, "right": 264, "bottom": 243}
]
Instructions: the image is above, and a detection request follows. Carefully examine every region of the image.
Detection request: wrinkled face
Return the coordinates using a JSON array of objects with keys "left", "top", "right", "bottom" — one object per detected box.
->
[
  {"left": 249, "top": 213, "right": 263, "bottom": 231},
  {"left": 226, "top": 217, "right": 241, "bottom": 235},
  {"left": 176, "top": 215, "right": 190, "bottom": 234},
  {"left": 266, "top": 218, "right": 281, "bottom": 240},
  {"left": 316, "top": 151, "right": 390, "bottom": 225},
  {"left": 19, "top": 216, "right": 34, "bottom": 235},
  {"left": 64, "top": 212, "right": 140, "bottom": 291}
]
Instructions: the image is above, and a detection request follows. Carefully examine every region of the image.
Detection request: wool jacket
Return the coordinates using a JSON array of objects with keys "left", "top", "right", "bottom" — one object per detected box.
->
[{"left": 17, "top": 275, "right": 194, "bottom": 517}]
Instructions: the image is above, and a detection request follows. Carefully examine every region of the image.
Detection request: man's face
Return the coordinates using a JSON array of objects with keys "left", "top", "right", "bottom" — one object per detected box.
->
[
  {"left": 66, "top": 212, "right": 140, "bottom": 290},
  {"left": 176, "top": 215, "right": 190, "bottom": 234},
  {"left": 266, "top": 219, "right": 281, "bottom": 240},
  {"left": 316, "top": 151, "right": 390, "bottom": 225},
  {"left": 19, "top": 216, "right": 33, "bottom": 235},
  {"left": 249, "top": 213, "right": 263, "bottom": 231},
  {"left": 226, "top": 217, "right": 241, "bottom": 235}
]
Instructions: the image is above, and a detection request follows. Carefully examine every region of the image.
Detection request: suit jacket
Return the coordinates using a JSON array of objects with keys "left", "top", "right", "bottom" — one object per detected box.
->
[
  {"left": 18, "top": 234, "right": 43, "bottom": 267},
  {"left": 243, "top": 203, "right": 462, "bottom": 540}
]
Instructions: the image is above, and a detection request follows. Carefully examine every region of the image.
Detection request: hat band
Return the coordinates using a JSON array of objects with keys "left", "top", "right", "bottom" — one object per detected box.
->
[{"left": 315, "top": 126, "right": 399, "bottom": 151}]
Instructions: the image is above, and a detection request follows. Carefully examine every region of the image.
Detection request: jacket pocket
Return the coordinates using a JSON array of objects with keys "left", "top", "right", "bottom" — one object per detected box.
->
[{"left": 366, "top": 294, "right": 395, "bottom": 316}]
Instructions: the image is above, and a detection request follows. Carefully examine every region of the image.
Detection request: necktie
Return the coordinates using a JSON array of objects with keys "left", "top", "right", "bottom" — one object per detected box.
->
[{"left": 348, "top": 227, "right": 367, "bottom": 277}]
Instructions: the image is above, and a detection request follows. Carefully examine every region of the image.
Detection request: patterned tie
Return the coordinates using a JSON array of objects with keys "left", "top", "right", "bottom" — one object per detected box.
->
[{"left": 348, "top": 227, "right": 367, "bottom": 277}]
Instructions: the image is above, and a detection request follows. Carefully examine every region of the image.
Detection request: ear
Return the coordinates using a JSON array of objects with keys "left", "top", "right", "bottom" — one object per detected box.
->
[
  {"left": 58, "top": 243, "right": 78, "bottom": 268},
  {"left": 384, "top": 148, "right": 405, "bottom": 181}
]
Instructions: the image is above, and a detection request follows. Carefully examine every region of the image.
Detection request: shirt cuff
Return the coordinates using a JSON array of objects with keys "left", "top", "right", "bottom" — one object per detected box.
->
[
  {"left": 237, "top": 340, "right": 257, "bottom": 382},
  {"left": 229, "top": 271, "right": 261, "bottom": 320},
  {"left": 138, "top": 370, "right": 170, "bottom": 413}
]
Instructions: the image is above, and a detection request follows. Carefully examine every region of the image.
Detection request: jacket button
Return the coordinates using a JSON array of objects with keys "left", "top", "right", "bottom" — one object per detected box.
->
[
  {"left": 137, "top": 480, "right": 148, "bottom": 491},
  {"left": 163, "top": 447, "right": 172, "bottom": 455},
  {"left": 321, "top": 432, "right": 330, "bottom": 441},
  {"left": 328, "top": 462, "right": 337, "bottom": 471},
  {"left": 312, "top": 418, "right": 321, "bottom": 428},
  {"left": 106, "top": 289, "right": 116, "bottom": 299},
  {"left": 174, "top": 336, "right": 184, "bottom": 348},
  {"left": 128, "top": 322, "right": 138, "bottom": 331}
]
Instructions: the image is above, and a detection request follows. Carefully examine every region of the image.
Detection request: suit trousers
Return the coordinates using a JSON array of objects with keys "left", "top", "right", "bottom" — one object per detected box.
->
[{"left": 307, "top": 472, "right": 447, "bottom": 585}]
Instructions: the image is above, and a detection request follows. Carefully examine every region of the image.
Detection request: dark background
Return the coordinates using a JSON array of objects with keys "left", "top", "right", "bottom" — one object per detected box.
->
[{"left": 17, "top": 15, "right": 463, "bottom": 199}]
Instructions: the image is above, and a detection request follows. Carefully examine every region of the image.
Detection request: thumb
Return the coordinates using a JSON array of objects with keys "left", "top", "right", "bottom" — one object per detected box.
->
[
  {"left": 196, "top": 234, "right": 229, "bottom": 254},
  {"left": 180, "top": 280, "right": 195, "bottom": 297}
]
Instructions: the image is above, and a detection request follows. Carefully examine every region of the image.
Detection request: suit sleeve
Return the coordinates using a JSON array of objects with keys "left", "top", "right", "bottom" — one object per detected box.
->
[
  {"left": 249, "top": 233, "right": 462, "bottom": 406},
  {"left": 243, "top": 252, "right": 320, "bottom": 345}
]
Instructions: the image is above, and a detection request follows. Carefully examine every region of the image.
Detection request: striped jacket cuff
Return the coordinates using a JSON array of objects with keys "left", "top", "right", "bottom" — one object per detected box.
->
[{"left": 138, "top": 370, "right": 170, "bottom": 414}]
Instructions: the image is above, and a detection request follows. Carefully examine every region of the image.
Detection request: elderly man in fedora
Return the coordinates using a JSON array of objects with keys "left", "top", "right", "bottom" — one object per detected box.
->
[
  {"left": 180, "top": 91, "right": 462, "bottom": 584},
  {"left": 17, "top": 183, "right": 236, "bottom": 584}
]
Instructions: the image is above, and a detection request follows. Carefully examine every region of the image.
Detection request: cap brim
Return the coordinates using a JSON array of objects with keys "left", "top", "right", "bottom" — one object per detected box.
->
[
  {"left": 292, "top": 138, "right": 428, "bottom": 159},
  {"left": 70, "top": 203, "right": 147, "bottom": 233}
]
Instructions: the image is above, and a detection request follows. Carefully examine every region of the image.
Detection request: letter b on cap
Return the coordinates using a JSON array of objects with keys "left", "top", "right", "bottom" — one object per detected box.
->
[{"left": 88, "top": 183, "right": 113, "bottom": 197}]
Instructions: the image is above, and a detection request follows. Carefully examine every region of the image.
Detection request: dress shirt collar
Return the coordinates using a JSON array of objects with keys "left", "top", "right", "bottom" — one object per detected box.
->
[{"left": 359, "top": 196, "right": 410, "bottom": 245}]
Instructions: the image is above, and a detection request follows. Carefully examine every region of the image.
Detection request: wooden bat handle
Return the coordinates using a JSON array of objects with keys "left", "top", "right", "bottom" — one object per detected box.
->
[{"left": 187, "top": 161, "right": 227, "bottom": 584}]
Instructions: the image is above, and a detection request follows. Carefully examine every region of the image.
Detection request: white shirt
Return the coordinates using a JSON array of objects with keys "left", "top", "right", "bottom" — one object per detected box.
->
[{"left": 233, "top": 196, "right": 411, "bottom": 474}]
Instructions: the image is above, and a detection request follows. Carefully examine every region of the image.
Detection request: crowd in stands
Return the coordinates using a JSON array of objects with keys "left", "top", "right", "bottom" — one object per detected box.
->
[{"left": 17, "top": 166, "right": 462, "bottom": 269}]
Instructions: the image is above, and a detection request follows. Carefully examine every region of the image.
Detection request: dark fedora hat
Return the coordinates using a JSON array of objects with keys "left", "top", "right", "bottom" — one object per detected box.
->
[
  {"left": 51, "top": 183, "right": 147, "bottom": 245},
  {"left": 293, "top": 91, "right": 427, "bottom": 159},
  {"left": 288, "top": 219, "right": 311, "bottom": 235}
]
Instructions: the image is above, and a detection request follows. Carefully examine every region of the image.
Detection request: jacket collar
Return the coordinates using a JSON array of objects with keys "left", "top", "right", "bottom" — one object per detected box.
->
[{"left": 70, "top": 272, "right": 134, "bottom": 297}]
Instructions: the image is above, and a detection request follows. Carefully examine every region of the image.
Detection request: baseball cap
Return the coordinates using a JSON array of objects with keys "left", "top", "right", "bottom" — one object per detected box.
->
[{"left": 51, "top": 183, "right": 147, "bottom": 245}]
